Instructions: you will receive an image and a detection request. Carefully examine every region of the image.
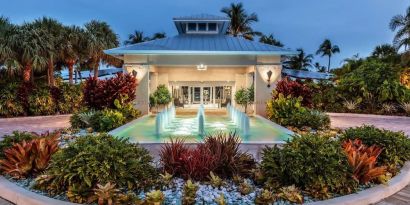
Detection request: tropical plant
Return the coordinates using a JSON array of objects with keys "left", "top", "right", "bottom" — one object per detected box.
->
[
  {"left": 0, "top": 133, "right": 59, "bottom": 178},
  {"left": 0, "top": 82, "right": 25, "bottom": 117},
  {"left": 343, "top": 99, "right": 361, "bottom": 111},
  {"left": 208, "top": 171, "right": 224, "bottom": 188},
  {"left": 32, "top": 17, "right": 64, "bottom": 86},
  {"left": 144, "top": 190, "right": 165, "bottom": 205},
  {"left": 283, "top": 48, "right": 313, "bottom": 70},
  {"left": 274, "top": 77, "right": 312, "bottom": 107},
  {"left": 89, "top": 182, "right": 119, "bottom": 205},
  {"left": 124, "top": 31, "right": 166, "bottom": 45},
  {"left": 215, "top": 193, "right": 227, "bottom": 205},
  {"left": 238, "top": 180, "right": 252, "bottom": 195},
  {"left": 277, "top": 185, "right": 304, "bottom": 204},
  {"left": 389, "top": 6, "right": 410, "bottom": 50},
  {"left": 381, "top": 103, "right": 397, "bottom": 114},
  {"left": 0, "top": 131, "right": 37, "bottom": 158},
  {"left": 183, "top": 180, "right": 198, "bottom": 205},
  {"left": 342, "top": 139, "right": 387, "bottom": 184},
  {"left": 83, "top": 73, "right": 137, "bottom": 109},
  {"left": 400, "top": 102, "right": 410, "bottom": 115},
  {"left": 35, "top": 134, "right": 157, "bottom": 200},
  {"left": 254, "top": 189, "right": 275, "bottom": 205},
  {"left": 316, "top": 39, "right": 340, "bottom": 72},
  {"left": 341, "top": 125, "right": 410, "bottom": 174},
  {"left": 314, "top": 62, "right": 327, "bottom": 72},
  {"left": 27, "top": 87, "right": 56, "bottom": 115},
  {"left": 151, "top": 84, "right": 171, "bottom": 108},
  {"left": 84, "top": 20, "right": 119, "bottom": 77},
  {"left": 259, "top": 34, "right": 284, "bottom": 47},
  {"left": 234, "top": 86, "right": 254, "bottom": 113},
  {"left": 372, "top": 44, "right": 398, "bottom": 59},
  {"left": 261, "top": 134, "right": 357, "bottom": 199},
  {"left": 221, "top": 2, "right": 261, "bottom": 40},
  {"left": 90, "top": 109, "right": 126, "bottom": 132}
]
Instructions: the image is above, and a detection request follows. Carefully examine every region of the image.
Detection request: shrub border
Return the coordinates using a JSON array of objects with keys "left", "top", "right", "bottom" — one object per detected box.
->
[
  {"left": 0, "top": 162, "right": 409, "bottom": 205},
  {"left": 307, "top": 161, "right": 410, "bottom": 205}
]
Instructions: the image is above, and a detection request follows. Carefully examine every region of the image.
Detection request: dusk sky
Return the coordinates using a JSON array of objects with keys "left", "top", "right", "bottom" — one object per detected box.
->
[{"left": 0, "top": 0, "right": 407, "bottom": 69}]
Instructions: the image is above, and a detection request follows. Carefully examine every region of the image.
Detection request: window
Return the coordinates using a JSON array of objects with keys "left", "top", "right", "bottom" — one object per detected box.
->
[
  {"left": 198, "top": 23, "right": 206, "bottom": 31},
  {"left": 187, "top": 23, "right": 196, "bottom": 31},
  {"left": 208, "top": 23, "right": 217, "bottom": 31}
]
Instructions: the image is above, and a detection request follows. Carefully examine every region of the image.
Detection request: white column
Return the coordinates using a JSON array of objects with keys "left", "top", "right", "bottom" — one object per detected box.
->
[
  {"left": 212, "top": 86, "right": 216, "bottom": 104},
  {"left": 200, "top": 87, "right": 203, "bottom": 104},
  {"left": 188, "top": 86, "right": 191, "bottom": 104}
]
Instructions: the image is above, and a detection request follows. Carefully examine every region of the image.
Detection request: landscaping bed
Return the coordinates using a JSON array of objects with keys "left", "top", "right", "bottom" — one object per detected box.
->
[{"left": 1, "top": 124, "right": 410, "bottom": 205}]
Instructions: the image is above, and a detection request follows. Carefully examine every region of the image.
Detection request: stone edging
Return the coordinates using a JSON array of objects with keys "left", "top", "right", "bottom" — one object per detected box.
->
[
  {"left": 0, "top": 162, "right": 410, "bottom": 205},
  {"left": 327, "top": 112, "right": 410, "bottom": 119},
  {"left": 307, "top": 161, "right": 410, "bottom": 205},
  {"left": 0, "top": 176, "right": 78, "bottom": 205}
]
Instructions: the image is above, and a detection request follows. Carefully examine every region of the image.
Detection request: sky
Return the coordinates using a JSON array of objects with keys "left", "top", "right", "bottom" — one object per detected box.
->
[{"left": 0, "top": 0, "right": 407, "bottom": 69}]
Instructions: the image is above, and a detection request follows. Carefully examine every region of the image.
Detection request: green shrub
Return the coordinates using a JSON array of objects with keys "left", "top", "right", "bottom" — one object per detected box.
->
[
  {"left": 0, "top": 131, "right": 37, "bottom": 158},
  {"left": 152, "top": 84, "right": 171, "bottom": 107},
  {"left": 261, "top": 134, "right": 357, "bottom": 199},
  {"left": 341, "top": 125, "right": 410, "bottom": 172},
  {"left": 28, "top": 88, "right": 56, "bottom": 116},
  {"left": 266, "top": 94, "right": 330, "bottom": 130},
  {"left": 36, "top": 134, "right": 157, "bottom": 201},
  {"left": 90, "top": 109, "right": 126, "bottom": 132},
  {"left": 56, "top": 84, "right": 83, "bottom": 114},
  {"left": 0, "top": 82, "right": 25, "bottom": 117}
]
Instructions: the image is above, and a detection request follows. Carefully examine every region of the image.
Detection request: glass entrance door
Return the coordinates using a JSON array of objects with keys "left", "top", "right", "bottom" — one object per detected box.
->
[
  {"left": 193, "top": 87, "right": 201, "bottom": 104},
  {"left": 203, "top": 87, "right": 211, "bottom": 104}
]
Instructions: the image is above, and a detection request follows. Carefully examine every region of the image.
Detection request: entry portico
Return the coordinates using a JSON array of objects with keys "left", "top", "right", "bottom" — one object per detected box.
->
[{"left": 105, "top": 14, "right": 296, "bottom": 116}]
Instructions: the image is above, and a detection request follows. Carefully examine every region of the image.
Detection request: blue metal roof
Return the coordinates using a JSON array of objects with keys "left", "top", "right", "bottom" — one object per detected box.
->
[
  {"left": 105, "top": 34, "right": 297, "bottom": 56},
  {"left": 173, "top": 14, "right": 230, "bottom": 21},
  {"left": 282, "top": 68, "right": 334, "bottom": 80}
]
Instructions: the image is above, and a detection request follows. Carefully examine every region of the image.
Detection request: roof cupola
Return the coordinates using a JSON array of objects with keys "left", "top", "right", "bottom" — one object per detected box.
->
[{"left": 173, "top": 14, "right": 230, "bottom": 35}]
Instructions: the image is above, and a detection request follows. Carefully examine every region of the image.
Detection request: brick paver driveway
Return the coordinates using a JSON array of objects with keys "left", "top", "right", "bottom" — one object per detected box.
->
[{"left": 0, "top": 115, "right": 71, "bottom": 139}]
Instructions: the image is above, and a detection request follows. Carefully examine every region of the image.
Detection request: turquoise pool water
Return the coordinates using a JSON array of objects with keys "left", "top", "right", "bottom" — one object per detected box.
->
[{"left": 111, "top": 115, "right": 293, "bottom": 143}]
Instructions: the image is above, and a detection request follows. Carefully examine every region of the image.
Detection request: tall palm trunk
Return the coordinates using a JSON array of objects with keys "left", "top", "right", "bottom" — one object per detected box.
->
[
  {"left": 327, "top": 55, "right": 331, "bottom": 72},
  {"left": 67, "top": 60, "right": 75, "bottom": 84},
  {"left": 48, "top": 58, "right": 55, "bottom": 86},
  {"left": 22, "top": 63, "right": 32, "bottom": 82}
]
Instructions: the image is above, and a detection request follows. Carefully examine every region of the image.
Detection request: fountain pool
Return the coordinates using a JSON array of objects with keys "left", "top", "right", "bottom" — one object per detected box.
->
[{"left": 110, "top": 114, "right": 293, "bottom": 144}]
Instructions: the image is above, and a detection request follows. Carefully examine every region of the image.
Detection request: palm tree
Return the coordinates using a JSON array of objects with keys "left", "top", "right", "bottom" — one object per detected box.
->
[
  {"left": 283, "top": 48, "right": 313, "bottom": 70},
  {"left": 84, "top": 20, "right": 119, "bottom": 78},
  {"left": 151, "top": 32, "right": 166, "bottom": 40},
  {"left": 259, "top": 34, "right": 284, "bottom": 47},
  {"left": 316, "top": 39, "right": 340, "bottom": 72},
  {"left": 58, "top": 25, "right": 84, "bottom": 84},
  {"left": 8, "top": 23, "right": 48, "bottom": 82},
  {"left": 124, "top": 30, "right": 150, "bottom": 45},
  {"left": 33, "top": 17, "right": 64, "bottom": 86},
  {"left": 389, "top": 6, "right": 410, "bottom": 51},
  {"left": 314, "top": 62, "right": 326, "bottom": 72},
  {"left": 221, "top": 2, "right": 261, "bottom": 40},
  {"left": 372, "top": 44, "right": 397, "bottom": 58},
  {"left": 0, "top": 16, "right": 14, "bottom": 66}
]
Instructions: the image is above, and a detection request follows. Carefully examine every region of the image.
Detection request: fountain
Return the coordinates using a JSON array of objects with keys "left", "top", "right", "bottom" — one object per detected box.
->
[
  {"left": 155, "top": 105, "right": 176, "bottom": 136},
  {"left": 197, "top": 104, "right": 205, "bottom": 136},
  {"left": 227, "top": 103, "right": 250, "bottom": 136}
]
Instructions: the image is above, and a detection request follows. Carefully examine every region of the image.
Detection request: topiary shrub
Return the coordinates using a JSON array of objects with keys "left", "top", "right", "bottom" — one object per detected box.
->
[
  {"left": 35, "top": 134, "right": 157, "bottom": 202},
  {"left": 261, "top": 134, "right": 357, "bottom": 199},
  {"left": 341, "top": 125, "right": 410, "bottom": 174},
  {"left": 151, "top": 85, "right": 171, "bottom": 109}
]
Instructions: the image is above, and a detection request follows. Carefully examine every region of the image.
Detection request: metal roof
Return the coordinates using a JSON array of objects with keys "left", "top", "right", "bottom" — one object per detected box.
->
[
  {"left": 105, "top": 34, "right": 297, "bottom": 56},
  {"left": 173, "top": 14, "right": 230, "bottom": 21},
  {"left": 282, "top": 68, "right": 334, "bottom": 80}
]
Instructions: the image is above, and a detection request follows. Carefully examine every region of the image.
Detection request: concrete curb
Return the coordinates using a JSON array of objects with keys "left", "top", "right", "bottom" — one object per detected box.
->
[
  {"left": 0, "top": 162, "right": 409, "bottom": 205},
  {"left": 307, "top": 161, "right": 410, "bottom": 205},
  {"left": 327, "top": 112, "right": 410, "bottom": 119},
  {"left": 0, "top": 176, "right": 78, "bottom": 205}
]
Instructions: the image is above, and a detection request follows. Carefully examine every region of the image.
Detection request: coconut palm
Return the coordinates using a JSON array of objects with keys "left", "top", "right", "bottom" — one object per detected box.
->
[
  {"left": 283, "top": 48, "right": 313, "bottom": 71},
  {"left": 151, "top": 32, "right": 166, "bottom": 40},
  {"left": 221, "top": 2, "right": 261, "bottom": 40},
  {"left": 8, "top": 23, "right": 48, "bottom": 82},
  {"left": 316, "top": 39, "right": 340, "bottom": 72},
  {"left": 0, "top": 16, "right": 14, "bottom": 65},
  {"left": 84, "top": 20, "right": 119, "bottom": 78},
  {"left": 32, "top": 17, "right": 64, "bottom": 86},
  {"left": 259, "top": 34, "right": 284, "bottom": 47},
  {"left": 389, "top": 7, "right": 410, "bottom": 51}
]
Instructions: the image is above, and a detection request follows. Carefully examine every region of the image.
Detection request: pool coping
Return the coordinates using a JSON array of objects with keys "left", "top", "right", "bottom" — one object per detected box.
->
[{"left": 108, "top": 114, "right": 293, "bottom": 144}]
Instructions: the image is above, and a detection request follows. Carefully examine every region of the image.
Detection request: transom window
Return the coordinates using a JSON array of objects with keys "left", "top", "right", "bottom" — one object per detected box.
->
[{"left": 185, "top": 22, "right": 218, "bottom": 33}]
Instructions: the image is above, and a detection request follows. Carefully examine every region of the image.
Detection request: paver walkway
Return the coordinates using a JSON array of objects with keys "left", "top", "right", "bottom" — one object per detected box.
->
[
  {"left": 0, "top": 198, "right": 12, "bottom": 205},
  {"left": 0, "top": 115, "right": 71, "bottom": 139}
]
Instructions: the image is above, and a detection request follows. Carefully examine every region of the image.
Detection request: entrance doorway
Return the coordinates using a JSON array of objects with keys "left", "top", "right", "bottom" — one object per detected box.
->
[{"left": 171, "top": 83, "right": 232, "bottom": 108}]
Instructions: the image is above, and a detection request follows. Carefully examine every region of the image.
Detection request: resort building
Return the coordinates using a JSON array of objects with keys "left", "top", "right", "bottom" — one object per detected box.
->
[{"left": 105, "top": 14, "right": 296, "bottom": 116}]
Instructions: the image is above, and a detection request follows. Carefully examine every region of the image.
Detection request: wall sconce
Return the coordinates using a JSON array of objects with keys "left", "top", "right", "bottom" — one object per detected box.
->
[
  {"left": 132, "top": 70, "right": 138, "bottom": 78},
  {"left": 266, "top": 70, "right": 273, "bottom": 88},
  {"left": 196, "top": 64, "right": 207, "bottom": 71}
]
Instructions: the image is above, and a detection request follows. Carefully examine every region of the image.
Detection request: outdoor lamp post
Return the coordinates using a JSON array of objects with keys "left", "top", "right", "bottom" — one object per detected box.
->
[{"left": 266, "top": 70, "right": 273, "bottom": 88}]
